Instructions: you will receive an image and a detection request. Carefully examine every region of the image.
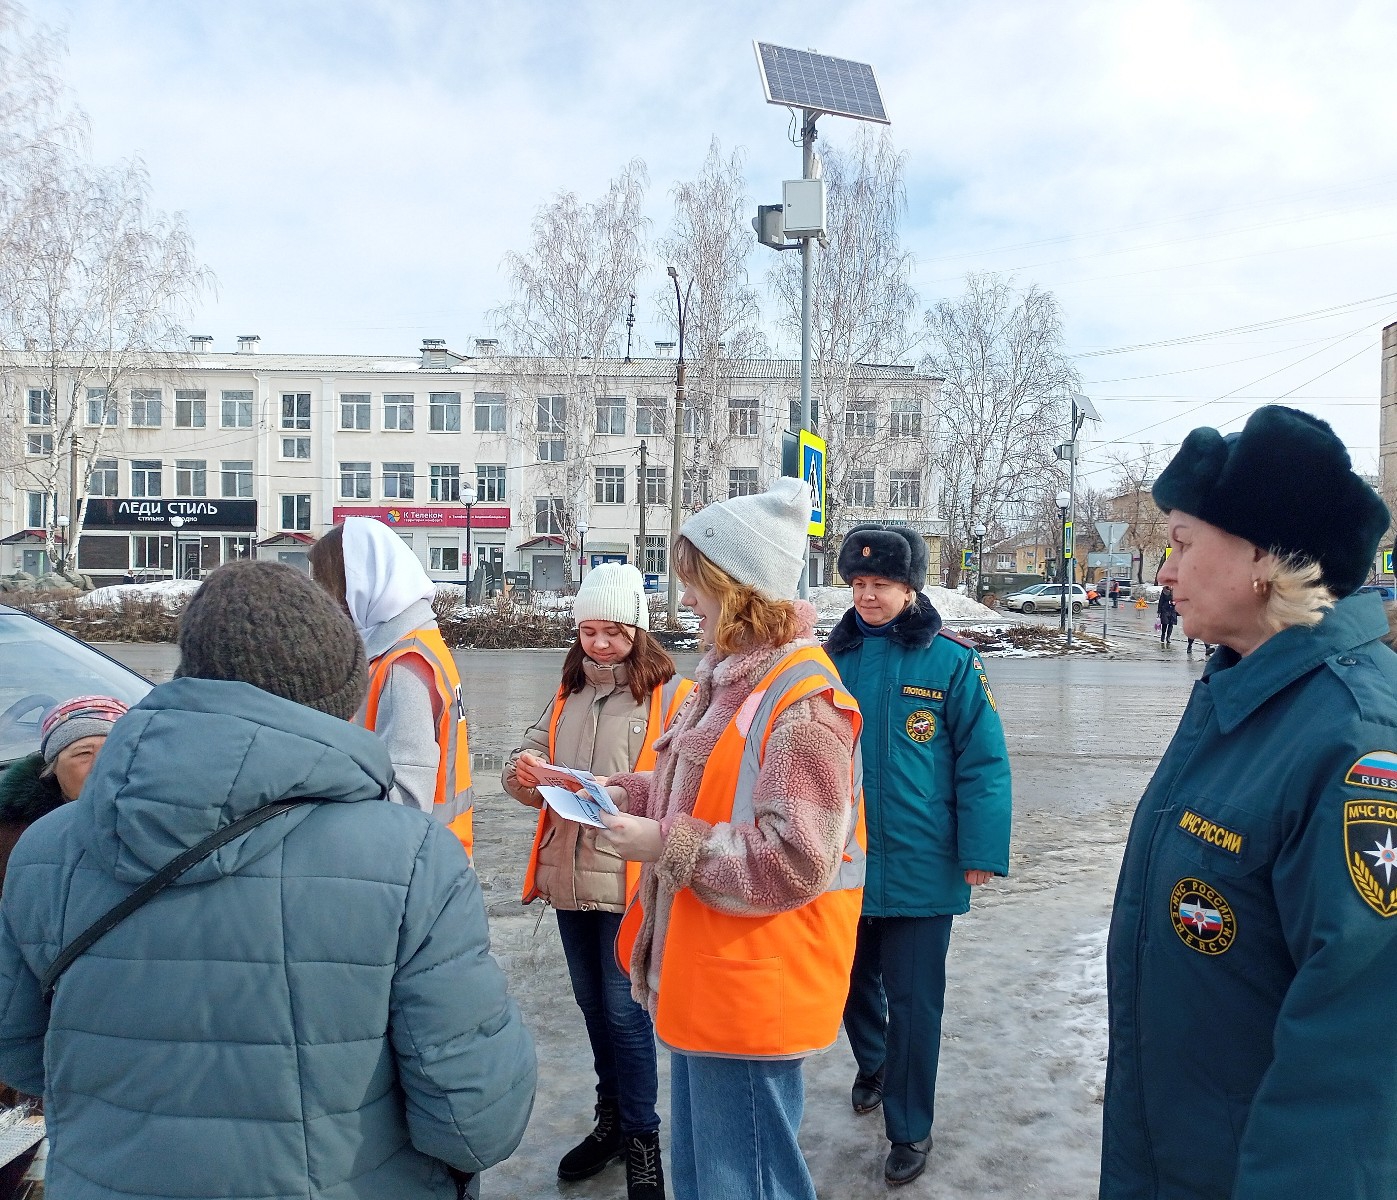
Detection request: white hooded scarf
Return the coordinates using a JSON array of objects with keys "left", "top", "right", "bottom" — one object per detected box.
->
[{"left": 340, "top": 517, "right": 436, "bottom": 645}]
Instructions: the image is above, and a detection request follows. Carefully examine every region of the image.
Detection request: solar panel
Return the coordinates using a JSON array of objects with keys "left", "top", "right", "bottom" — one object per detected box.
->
[{"left": 754, "top": 42, "right": 889, "bottom": 125}]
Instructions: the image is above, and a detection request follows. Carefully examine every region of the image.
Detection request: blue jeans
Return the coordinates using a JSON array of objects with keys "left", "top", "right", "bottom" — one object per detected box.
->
[
  {"left": 555, "top": 908, "right": 660, "bottom": 1135},
  {"left": 669, "top": 1052, "right": 814, "bottom": 1200}
]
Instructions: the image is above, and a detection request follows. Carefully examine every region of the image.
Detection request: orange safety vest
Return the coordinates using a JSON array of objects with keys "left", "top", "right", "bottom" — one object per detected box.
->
[
  {"left": 522, "top": 673, "right": 695, "bottom": 905},
  {"left": 363, "top": 625, "right": 474, "bottom": 856},
  {"left": 617, "top": 645, "right": 866, "bottom": 1059}
]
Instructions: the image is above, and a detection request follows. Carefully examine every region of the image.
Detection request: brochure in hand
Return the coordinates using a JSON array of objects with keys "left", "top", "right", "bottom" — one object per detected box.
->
[{"left": 535, "top": 763, "right": 621, "bottom": 829}]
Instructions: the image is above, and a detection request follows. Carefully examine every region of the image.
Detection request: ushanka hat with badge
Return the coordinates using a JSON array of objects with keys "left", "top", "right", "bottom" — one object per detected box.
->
[
  {"left": 837, "top": 523, "right": 929, "bottom": 590},
  {"left": 1151, "top": 404, "right": 1388, "bottom": 598}
]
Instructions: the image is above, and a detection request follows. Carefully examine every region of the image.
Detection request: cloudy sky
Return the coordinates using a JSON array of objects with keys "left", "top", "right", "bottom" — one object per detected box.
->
[{"left": 47, "top": 0, "right": 1397, "bottom": 485}]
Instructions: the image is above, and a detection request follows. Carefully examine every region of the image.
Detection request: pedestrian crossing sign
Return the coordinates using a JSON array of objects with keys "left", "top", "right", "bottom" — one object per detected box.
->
[
  {"left": 1386, "top": 549, "right": 1393, "bottom": 575},
  {"left": 799, "top": 430, "right": 826, "bottom": 536}
]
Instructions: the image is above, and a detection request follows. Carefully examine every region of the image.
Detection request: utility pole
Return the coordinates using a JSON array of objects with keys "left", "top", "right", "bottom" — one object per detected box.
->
[
  {"left": 666, "top": 266, "right": 691, "bottom": 628},
  {"left": 638, "top": 438, "right": 647, "bottom": 577}
]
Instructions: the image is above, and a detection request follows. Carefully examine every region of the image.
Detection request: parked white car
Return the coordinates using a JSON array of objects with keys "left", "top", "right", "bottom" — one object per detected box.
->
[{"left": 1002, "top": 583, "right": 1089, "bottom": 614}]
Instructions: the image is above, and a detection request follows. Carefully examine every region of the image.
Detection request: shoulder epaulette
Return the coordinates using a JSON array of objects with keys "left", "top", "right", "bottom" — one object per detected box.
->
[{"left": 937, "top": 628, "right": 975, "bottom": 649}]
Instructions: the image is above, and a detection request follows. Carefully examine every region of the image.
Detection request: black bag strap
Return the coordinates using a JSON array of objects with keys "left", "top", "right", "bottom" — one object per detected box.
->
[{"left": 41, "top": 799, "right": 322, "bottom": 1003}]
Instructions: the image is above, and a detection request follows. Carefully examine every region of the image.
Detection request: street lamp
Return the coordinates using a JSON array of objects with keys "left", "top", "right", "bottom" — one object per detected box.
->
[
  {"left": 460, "top": 480, "right": 476, "bottom": 593},
  {"left": 973, "top": 522, "right": 987, "bottom": 603},
  {"left": 666, "top": 265, "right": 693, "bottom": 628},
  {"left": 1055, "top": 490, "right": 1071, "bottom": 643},
  {"left": 577, "top": 519, "right": 589, "bottom": 584}
]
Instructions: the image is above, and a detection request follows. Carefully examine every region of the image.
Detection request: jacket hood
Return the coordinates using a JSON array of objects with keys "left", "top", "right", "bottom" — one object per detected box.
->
[
  {"left": 77, "top": 677, "right": 394, "bottom": 886},
  {"left": 0, "top": 753, "right": 66, "bottom": 826},
  {"left": 825, "top": 592, "right": 943, "bottom": 654}
]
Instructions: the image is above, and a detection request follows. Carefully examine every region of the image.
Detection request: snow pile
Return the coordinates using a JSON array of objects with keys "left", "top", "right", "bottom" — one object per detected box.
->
[
  {"left": 1052, "top": 925, "right": 1110, "bottom": 1102},
  {"left": 77, "top": 580, "right": 201, "bottom": 611},
  {"left": 808, "top": 585, "right": 1006, "bottom": 624}
]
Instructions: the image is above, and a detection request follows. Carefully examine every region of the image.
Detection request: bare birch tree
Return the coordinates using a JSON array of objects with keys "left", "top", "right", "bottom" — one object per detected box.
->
[
  {"left": 491, "top": 160, "right": 648, "bottom": 583},
  {"left": 924, "top": 272, "right": 1077, "bottom": 586},
  {"left": 769, "top": 129, "right": 922, "bottom": 558},
  {"left": 0, "top": 3, "right": 210, "bottom": 577},
  {"left": 1103, "top": 445, "right": 1173, "bottom": 583}
]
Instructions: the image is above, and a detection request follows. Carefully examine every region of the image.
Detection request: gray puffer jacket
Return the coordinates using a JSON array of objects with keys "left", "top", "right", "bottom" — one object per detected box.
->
[{"left": 0, "top": 677, "right": 536, "bottom": 1200}]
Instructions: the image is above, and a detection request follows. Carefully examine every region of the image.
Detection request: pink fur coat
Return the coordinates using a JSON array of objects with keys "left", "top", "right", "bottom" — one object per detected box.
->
[{"left": 608, "top": 602, "right": 857, "bottom": 1018}]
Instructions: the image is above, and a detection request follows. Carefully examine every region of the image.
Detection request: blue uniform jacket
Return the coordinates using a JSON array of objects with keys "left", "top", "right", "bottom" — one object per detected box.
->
[
  {"left": 0, "top": 678, "right": 536, "bottom": 1200},
  {"left": 1102, "top": 592, "right": 1397, "bottom": 1199},
  {"left": 826, "top": 594, "right": 1012, "bottom": 916}
]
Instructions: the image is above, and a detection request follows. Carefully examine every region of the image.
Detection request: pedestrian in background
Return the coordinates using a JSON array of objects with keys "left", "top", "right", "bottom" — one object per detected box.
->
[
  {"left": 595, "top": 479, "right": 864, "bottom": 1200},
  {"left": 1185, "top": 634, "right": 1214, "bottom": 655},
  {"left": 310, "top": 517, "right": 475, "bottom": 855},
  {"left": 825, "top": 525, "right": 1012, "bottom": 1186},
  {"left": 503, "top": 563, "right": 691, "bottom": 1200},
  {"left": 0, "top": 696, "right": 129, "bottom": 891},
  {"left": 1156, "top": 584, "right": 1178, "bottom": 646},
  {"left": 0, "top": 560, "right": 536, "bottom": 1199},
  {"left": 1102, "top": 406, "right": 1397, "bottom": 1199},
  {"left": 1110, "top": 579, "right": 1121, "bottom": 607}
]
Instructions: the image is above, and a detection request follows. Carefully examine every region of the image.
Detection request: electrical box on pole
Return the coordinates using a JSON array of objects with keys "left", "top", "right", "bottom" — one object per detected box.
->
[
  {"left": 752, "top": 204, "right": 788, "bottom": 250},
  {"left": 781, "top": 180, "right": 826, "bottom": 238}
]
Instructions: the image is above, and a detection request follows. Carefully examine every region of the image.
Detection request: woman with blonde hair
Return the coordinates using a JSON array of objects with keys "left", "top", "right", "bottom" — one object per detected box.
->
[
  {"left": 1102, "top": 405, "right": 1397, "bottom": 1198},
  {"left": 597, "top": 478, "right": 865, "bottom": 1200},
  {"left": 503, "top": 563, "right": 690, "bottom": 1200}
]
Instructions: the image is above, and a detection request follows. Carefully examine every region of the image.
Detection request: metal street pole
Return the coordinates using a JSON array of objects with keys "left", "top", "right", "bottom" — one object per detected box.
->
[
  {"left": 667, "top": 267, "right": 691, "bottom": 628},
  {"left": 974, "top": 523, "right": 986, "bottom": 604},
  {"left": 797, "top": 110, "right": 816, "bottom": 600},
  {"left": 638, "top": 438, "right": 647, "bottom": 578}
]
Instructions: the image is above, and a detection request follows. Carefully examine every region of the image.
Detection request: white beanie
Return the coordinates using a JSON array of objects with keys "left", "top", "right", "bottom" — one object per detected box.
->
[
  {"left": 679, "top": 477, "right": 810, "bottom": 600},
  {"left": 574, "top": 562, "right": 649, "bottom": 630}
]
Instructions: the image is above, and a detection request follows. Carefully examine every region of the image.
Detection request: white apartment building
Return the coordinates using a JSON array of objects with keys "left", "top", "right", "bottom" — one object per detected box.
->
[{"left": 1, "top": 337, "right": 944, "bottom": 590}]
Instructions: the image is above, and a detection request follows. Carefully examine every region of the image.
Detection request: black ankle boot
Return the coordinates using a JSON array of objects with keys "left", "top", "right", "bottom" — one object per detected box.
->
[
  {"left": 625, "top": 1131, "right": 665, "bottom": 1199},
  {"left": 557, "top": 1099, "right": 624, "bottom": 1181}
]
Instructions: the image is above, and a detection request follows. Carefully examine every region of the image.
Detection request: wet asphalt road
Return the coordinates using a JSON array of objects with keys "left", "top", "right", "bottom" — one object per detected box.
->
[{"left": 101, "top": 619, "right": 1210, "bottom": 1198}]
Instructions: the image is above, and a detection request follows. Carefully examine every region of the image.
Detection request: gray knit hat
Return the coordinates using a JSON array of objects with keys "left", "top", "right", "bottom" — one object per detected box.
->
[
  {"left": 680, "top": 477, "right": 811, "bottom": 600},
  {"left": 176, "top": 560, "right": 368, "bottom": 721},
  {"left": 574, "top": 562, "right": 649, "bottom": 629}
]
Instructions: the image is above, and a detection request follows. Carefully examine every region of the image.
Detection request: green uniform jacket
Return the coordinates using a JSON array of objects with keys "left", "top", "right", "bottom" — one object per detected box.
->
[
  {"left": 825, "top": 594, "right": 1012, "bottom": 917},
  {"left": 1102, "top": 592, "right": 1397, "bottom": 1199}
]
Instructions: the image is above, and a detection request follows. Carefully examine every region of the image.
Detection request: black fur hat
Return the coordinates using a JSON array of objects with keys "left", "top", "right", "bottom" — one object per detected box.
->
[
  {"left": 1152, "top": 404, "right": 1388, "bottom": 597},
  {"left": 837, "top": 523, "right": 929, "bottom": 589}
]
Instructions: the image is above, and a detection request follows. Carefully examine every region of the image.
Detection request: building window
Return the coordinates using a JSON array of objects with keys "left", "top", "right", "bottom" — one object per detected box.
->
[
  {"left": 340, "top": 461, "right": 371, "bottom": 500},
  {"left": 131, "top": 459, "right": 162, "bottom": 498},
  {"left": 996, "top": 556, "right": 1014, "bottom": 571},
  {"left": 682, "top": 401, "right": 708, "bottom": 436},
  {"left": 430, "top": 544, "right": 461, "bottom": 573},
  {"left": 281, "top": 392, "right": 311, "bottom": 430},
  {"left": 477, "top": 464, "right": 506, "bottom": 502},
  {"left": 89, "top": 458, "right": 118, "bottom": 497},
  {"left": 788, "top": 398, "right": 820, "bottom": 431},
  {"left": 87, "top": 387, "right": 117, "bottom": 426},
  {"left": 595, "top": 465, "right": 626, "bottom": 505},
  {"left": 130, "top": 389, "right": 162, "bottom": 427},
  {"left": 281, "top": 436, "right": 311, "bottom": 459},
  {"left": 383, "top": 461, "right": 415, "bottom": 500},
  {"left": 223, "top": 535, "right": 253, "bottom": 562},
  {"left": 221, "top": 390, "right": 253, "bottom": 428},
  {"left": 221, "top": 460, "right": 253, "bottom": 499},
  {"left": 340, "top": 393, "right": 370, "bottom": 430},
  {"left": 26, "top": 492, "right": 50, "bottom": 528},
  {"left": 848, "top": 470, "right": 876, "bottom": 507},
  {"left": 537, "top": 395, "right": 566, "bottom": 460},
  {"left": 596, "top": 396, "right": 626, "bottom": 435},
  {"left": 26, "top": 388, "right": 52, "bottom": 426},
  {"left": 729, "top": 468, "right": 759, "bottom": 498},
  {"left": 175, "top": 459, "right": 207, "bottom": 497},
  {"left": 683, "top": 468, "right": 710, "bottom": 508},
  {"left": 473, "top": 393, "right": 505, "bottom": 433},
  {"left": 132, "top": 534, "right": 172, "bottom": 571},
  {"left": 729, "top": 397, "right": 759, "bottom": 438},
  {"left": 429, "top": 392, "right": 462, "bottom": 432},
  {"left": 25, "top": 433, "right": 52, "bottom": 456},
  {"left": 642, "top": 466, "right": 667, "bottom": 506},
  {"left": 430, "top": 464, "right": 460, "bottom": 502},
  {"left": 384, "top": 393, "right": 414, "bottom": 431},
  {"left": 642, "top": 534, "right": 667, "bottom": 576},
  {"left": 845, "top": 399, "right": 876, "bottom": 439},
  {"left": 635, "top": 397, "right": 666, "bottom": 437},
  {"left": 174, "top": 390, "right": 207, "bottom": 428},
  {"left": 890, "top": 398, "right": 922, "bottom": 440},
  {"left": 280, "top": 494, "right": 311, "bottom": 531},
  {"left": 535, "top": 497, "right": 565, "bottom": 535},
  {"left": 889, "top": 471, "right": 921, "bottom": 508}
]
